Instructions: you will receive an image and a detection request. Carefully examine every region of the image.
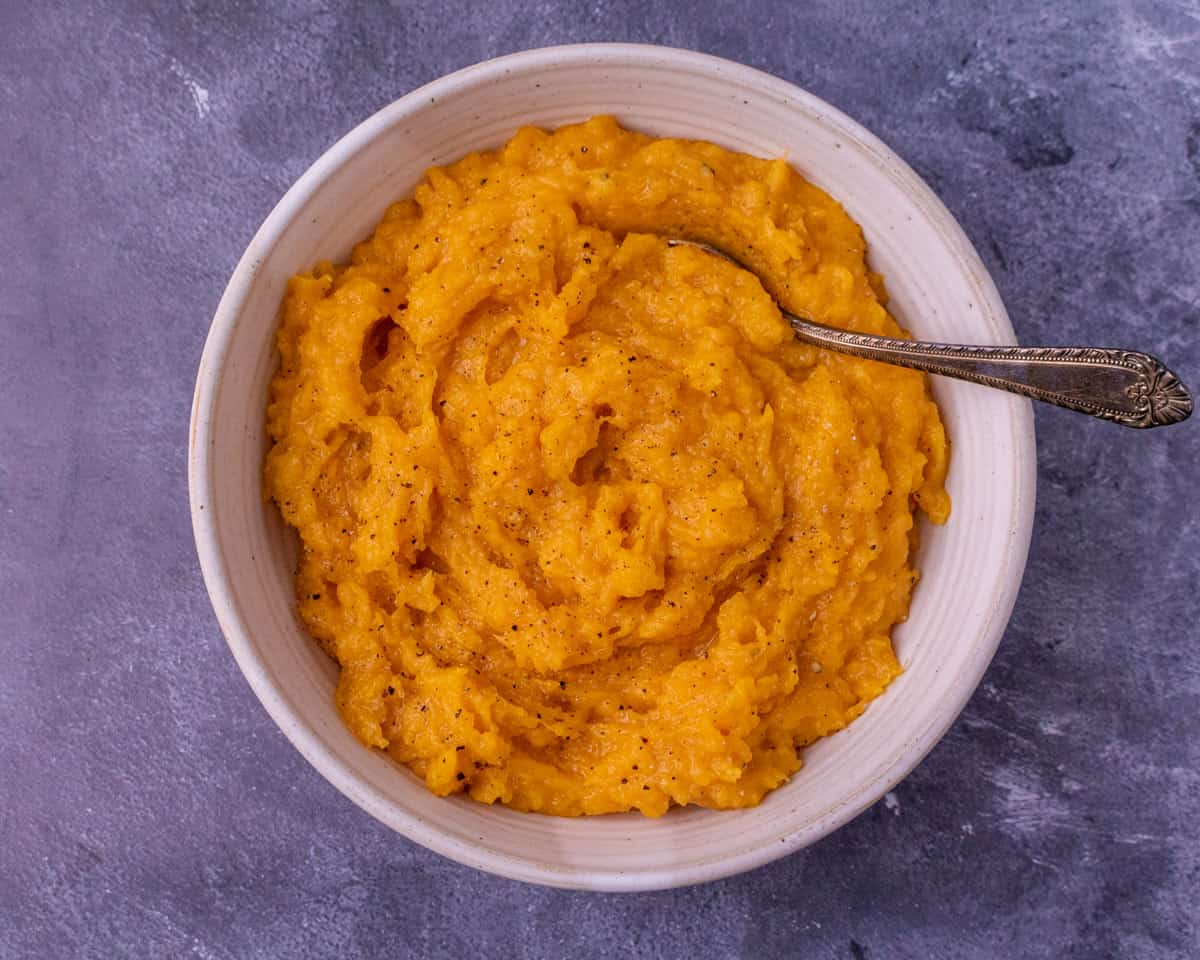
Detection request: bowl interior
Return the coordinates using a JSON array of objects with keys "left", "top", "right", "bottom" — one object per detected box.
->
[{"left": 191, "top": 45, "right": 1034, "bottom": 891}]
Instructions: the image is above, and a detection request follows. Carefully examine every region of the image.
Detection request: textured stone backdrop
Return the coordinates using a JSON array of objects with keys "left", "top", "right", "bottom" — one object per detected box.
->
[{"left": 2, "top": 1, "right": 1198, "bottom": 957}]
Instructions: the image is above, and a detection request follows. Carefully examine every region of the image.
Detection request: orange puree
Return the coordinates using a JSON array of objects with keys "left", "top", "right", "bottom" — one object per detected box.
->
[{"left": 264, "top": 116, "right": 949, "bottom": 816}]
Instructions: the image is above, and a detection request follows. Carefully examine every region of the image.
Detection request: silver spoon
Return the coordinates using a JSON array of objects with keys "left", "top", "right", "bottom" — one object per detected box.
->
[{"left": 668, "top": 240, "right": 1193, "bottom": 428}]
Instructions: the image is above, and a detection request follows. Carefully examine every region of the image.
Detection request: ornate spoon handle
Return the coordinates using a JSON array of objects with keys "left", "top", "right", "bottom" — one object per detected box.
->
[
  {"left": 786, "top": 317, "right": 1192, "bottom": 429},
  {"left": 668, "top": 240, "right": 1193, "bottom": 428}
]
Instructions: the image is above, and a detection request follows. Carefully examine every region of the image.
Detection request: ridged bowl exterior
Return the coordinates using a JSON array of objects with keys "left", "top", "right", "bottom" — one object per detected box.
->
[{"left": 189, "top": 44, "right": 1036, "bottom": 891}]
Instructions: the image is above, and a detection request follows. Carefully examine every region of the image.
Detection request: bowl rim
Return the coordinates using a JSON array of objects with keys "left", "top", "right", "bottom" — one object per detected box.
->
[{"left": 189, "top": 41, "right": 1037, "bottom": 890}]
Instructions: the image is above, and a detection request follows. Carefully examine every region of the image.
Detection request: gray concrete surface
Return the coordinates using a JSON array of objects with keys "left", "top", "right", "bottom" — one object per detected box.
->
[{"left": 2, "top": 1, "right": 1199, "bottom": 957}]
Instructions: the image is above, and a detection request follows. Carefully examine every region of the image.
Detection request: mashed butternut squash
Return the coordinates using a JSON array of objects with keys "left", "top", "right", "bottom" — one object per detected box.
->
[{"left": 265, "top": 116, "right": 949, "bottom": 816}]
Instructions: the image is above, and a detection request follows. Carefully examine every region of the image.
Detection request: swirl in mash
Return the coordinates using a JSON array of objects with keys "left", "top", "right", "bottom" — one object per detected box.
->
[{"left": 265, "top": 116, "right": 949, "bottom": 816}]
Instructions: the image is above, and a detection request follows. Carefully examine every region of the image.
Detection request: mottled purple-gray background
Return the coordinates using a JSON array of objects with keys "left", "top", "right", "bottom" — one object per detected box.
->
[{"left": 2, "top": 1, "right": 1198, "bottom": 957}]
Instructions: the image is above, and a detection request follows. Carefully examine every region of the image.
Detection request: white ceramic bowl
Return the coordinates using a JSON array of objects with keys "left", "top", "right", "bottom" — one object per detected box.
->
[{"left": 190, "top": 44, "right": 1036, "bottom": 891}]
